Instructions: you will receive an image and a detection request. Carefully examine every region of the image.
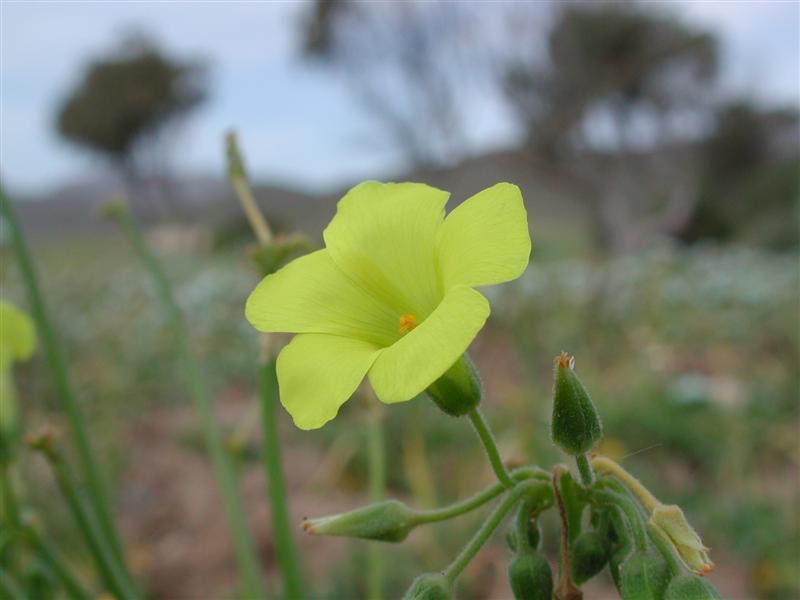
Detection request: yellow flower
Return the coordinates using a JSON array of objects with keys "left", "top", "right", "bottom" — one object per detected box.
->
[
  {"left": 0, "top": 300, "right": 36, "bottom": 453},
  {"left": 246, "top": 182, "right": 530, "bottom": 429}
]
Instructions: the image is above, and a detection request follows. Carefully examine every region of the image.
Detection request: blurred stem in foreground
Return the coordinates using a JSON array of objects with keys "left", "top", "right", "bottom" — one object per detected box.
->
[
  {"left": 0, "top": 186, "right": 130, "bottom": 579},
  {"left": 226, "top": 130, "right": 306, "bottom": 600},
  {"left": 366, "top": 400, "right": 386, "bottom": 600},
  {"left": 24, "top": 524, "right": 94, "bottom": 600},
  {"left": 28, "top": 430, "right": 137, "bottom": 600},
  {"left": 259, "top": 358, "right": 305, "bottom": 599},
  {"left": 106, "top": 201, "right": 269, "bottom": 600}
]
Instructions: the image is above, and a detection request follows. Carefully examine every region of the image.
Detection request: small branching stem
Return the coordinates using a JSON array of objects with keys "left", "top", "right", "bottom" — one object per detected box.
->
[
  {"left": 444, "top": 481, "right": 549, "bottom": 583},
  {"left": 593, "top": 488, "right": 647, "bottom": 552},
  {"left": 575, "top": 454, "right": 594, "bottom": 486},
  {"left": 414, "top": 468, "right": 547, "bottom": 525},
  {"left": 366, "top": 402, "right": 386, "bottom": 600},
  {"left": 553, "top": 465, "right": 582, "bottom": 600},
  {"left": 591, "top": 456, "right": 659, "bottom": 512},
  {"left": 467, "top": 408, "right": 515, "bottom": 488}
]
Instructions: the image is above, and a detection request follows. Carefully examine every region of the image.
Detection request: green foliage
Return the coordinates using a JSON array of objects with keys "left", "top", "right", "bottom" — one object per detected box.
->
[
  {"left": 570, "top": 531, "right": 610, "bottom": 585},
  {"left": 619, "top": 550, "right": 671, "bottom": 600},
  {"left": 664, "top": 574, "right": 721, "bottom": 600}
]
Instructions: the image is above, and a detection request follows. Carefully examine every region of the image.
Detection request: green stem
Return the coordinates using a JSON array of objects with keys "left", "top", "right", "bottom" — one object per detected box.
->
[
  {"left": 25, "top": 525, "right": 94, "bottom": 600},
  {"left": 594, "top": 489, "right": 646, "bottom": 552},
  {"left": 645, "top": 522, "right": 683, "bottom": 577},
  {"left": 575, "top": 454, "right": 594, "bottom": 486},
  {"left": 259, "top": 360, "right": 304, "bottom": 600},
  {"left": 414, "top": 468, "right": 545, "bottom": 525},
  {"left": 0, "top": 186, "right": 129, "bottom": 578},
  {"left": 0, "top": 570, "right": 26, "bottom": 600},
  {"left": 39, "top": 447, "right": 135, "bottom": 600},
  {"left": 467, "top": 408, "right": 514, "bottom": 488},
  {"left": 366, "top": 406, "right": 386, "bottom": 600},
  {"left": 112, "top": 207, "right": 268, "bottom": 600},
  {"left": 0, "top": 464, "right": 21, "bottom": 530},
  {"left": 443, "top": 481, "right": 548, "bottom": 583}
]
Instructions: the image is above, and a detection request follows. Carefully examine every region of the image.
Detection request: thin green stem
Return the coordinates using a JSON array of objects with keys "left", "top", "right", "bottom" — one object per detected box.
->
[
  {"left": 443, "top": 481, "right": 548, "bottom": 583},
  {"left": 38, "top": 447, "right": 135, "bottom": 600},
  {"left": 414, "top": 468, "right": 545, "bottom": 525},
  {"left": 0, "top": 570, "right": 25, "bottom": 600},
  {"left": 259, "top": 360, "right": 304, "bottom": 600},
  {"left": 112, "top": 207, "right": 268, "bottom": 600},
  {"left": 594, "top": 489, "right": 646, "bottom": 552},
  {"left": 467, "top": 408, "right": 514, "bottom": 488},
  {"left": 366, "top": 405, "right": 386, "bottom": 600},
  {"left": 575, "top": 454, "right": 594, "bottom": 486},
  {"left": 0, "top": 465, "right": 21, "bottom": 530},
  {"left": 646, "top": 522, "right": 683, "bottom": 577},
  {"left": 0, "top": 186, "right": 128, "bottom": 576},
  {"left": 25, "top": 525, "right": 94, "bottom": 600}
]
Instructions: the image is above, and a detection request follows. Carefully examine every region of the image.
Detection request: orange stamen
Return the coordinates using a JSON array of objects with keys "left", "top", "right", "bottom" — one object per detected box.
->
[{"left": 399, "top": 314, "right": 417, "bottom": 334}]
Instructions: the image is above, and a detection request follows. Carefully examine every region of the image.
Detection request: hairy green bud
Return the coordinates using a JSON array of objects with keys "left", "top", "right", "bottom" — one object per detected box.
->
[
  {"left": 302, "top": 500, "right": 417, "bottom": 542},
  {"left": 619, "top": 550, "right": 671, "bottom": 600},
  {"left": 403, "top": 573, "right": 452, "bottom": 600},
  {"left": 571, "top": 530, "right": 611, "bottom": 585},
  {"left": 426, "top": 354, "right": 482, "bottom": 417},
  {"left": 664, "top": 574, "right": 721, "bottom": 600},
  {"left": 508, "top": 551, "right": 553, "bottom": 600},
  {"left": 551, "top": 353, "right": 602, "bottom": 455}
]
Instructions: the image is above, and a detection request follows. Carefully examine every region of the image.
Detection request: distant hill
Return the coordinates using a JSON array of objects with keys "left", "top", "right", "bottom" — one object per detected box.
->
[{"left": 8, "top": 148, "right": 584, "bottom": 246}]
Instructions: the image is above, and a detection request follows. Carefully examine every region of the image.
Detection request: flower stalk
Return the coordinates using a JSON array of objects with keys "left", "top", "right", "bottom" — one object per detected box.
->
[
  {"left": 366, "top": 400, "right": 387, "bottom": 600},
  {"left": 0, "top": 185, "right": 130, "bottom": 581},
  {"left": 108, "top": 202, "right": 268, "bottom": 600},
  {"left": 467, "top": 408, "right": 515, "bottom": 488},
  {"left": 226, "top": 131, "right": 306, "bottom": 600}
]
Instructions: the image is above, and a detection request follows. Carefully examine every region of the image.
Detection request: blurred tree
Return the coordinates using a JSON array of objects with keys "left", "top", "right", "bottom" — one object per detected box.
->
[
  {"left": 682, "top": 102, "right": 800, "bottom": 248},
  {"left": 302, "top": 0, "right": 482, "bottom": 169},
  {"left": 504, "top": 2, "right": 719, "bottom": 252},
  {"left": 56, "top": 36, "right": 208, "bottom": 216}
]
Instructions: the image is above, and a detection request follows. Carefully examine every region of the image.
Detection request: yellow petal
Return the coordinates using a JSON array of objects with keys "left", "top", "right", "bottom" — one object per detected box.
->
[
  {"left": 323, "top": 181, "right": 449, "bottom": 317},
  {"left": 277, "top": 334, "right": 381, "bottom": 430},
  {"left": 245, "top": 250, "right": 398, "bottom": 346},
  {"left": 368, "top": 286, "right": 490, "bottom": 404},
  {"left": 437, "top": 183, "right": 531, "bottom": 290}
]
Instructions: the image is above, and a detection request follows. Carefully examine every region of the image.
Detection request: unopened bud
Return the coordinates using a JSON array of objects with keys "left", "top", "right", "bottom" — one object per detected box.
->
[
  {"left": 426, "top": 354, "right": 482, "bottom": 417},
  {"left": 649, "top": 505, "right": 713, "bottom": 576},
  {"left": 402, "top": 573, "right": 452, "bottom": 600},
  {"left": 571, "top": 530, "right": 611, "bottom": 585},
  {"left": 664, "top": 574, "right": 721, "bottom": 600},
  {"left": 302, "top": 499, "right": 417, "bottom": 542},
  {"left": 551, "top": 353, "right": 602, "bottom": 455},
  {"left": 619, "top": 550, "right": 671, "bottom": 600},
  {"left": 508, "top": 551, "right": 553, "bottom": 600}
]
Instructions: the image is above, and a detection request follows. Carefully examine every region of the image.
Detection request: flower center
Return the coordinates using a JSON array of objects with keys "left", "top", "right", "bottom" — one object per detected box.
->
[{"left": 398, "top": 314, "right": 418, "bottom": 334}]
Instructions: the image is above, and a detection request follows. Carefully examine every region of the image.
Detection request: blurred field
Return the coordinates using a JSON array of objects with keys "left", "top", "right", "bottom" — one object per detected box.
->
[{"left": 3, "top": 213, "right": 797, "bottom": 598}]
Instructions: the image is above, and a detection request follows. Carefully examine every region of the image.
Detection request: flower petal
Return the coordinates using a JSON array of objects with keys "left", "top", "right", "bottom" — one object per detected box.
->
[
  {"left": 245, "top": 250, "right": 397, "bottom": 346},
  {"left": 277, "top": 333, "right": 381, "bottom": 430},
  {"left": 437, "top": 183, "right": 531, "bottom": 290},
  {"left": 368, "top": 286, "right": 490, "bottom": 404},
  {"left": 0, "top": 301, "right": 35, "bottom": 367},
  {"left": 323, "top": 181, "right": 449, "bottom": 317}
]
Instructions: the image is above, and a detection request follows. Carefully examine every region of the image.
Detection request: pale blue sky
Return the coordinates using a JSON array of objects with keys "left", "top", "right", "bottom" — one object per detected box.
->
[{"left": 1, "top": 1, "right": 798, "bottom": 195}]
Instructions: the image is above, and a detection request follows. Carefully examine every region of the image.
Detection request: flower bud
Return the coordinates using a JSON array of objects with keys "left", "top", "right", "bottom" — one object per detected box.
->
[
  {"left": 426, "top": 354, "right": 482, "bottom": 417},
  {"left": 664, "top": 574, "right": 722, "bottom": 600},
  {"left": 507, "top": 551, "right": 553, "bottom": 600},
  {"left": 649, "top": 505, "right": 713, "bottom": 576},
  {"left": 551, "top": 353, "right": 602, "bottom": 455},
  {"left": 403, "top": 573, "right": 452, "bottom": 600},
  {"left": 618, "top": 550, "right": 670, "bottom": 600},
  {"left": 302, "top": 499, "right": 417, "bottom": 542},
  {"left": 571, "top": 531, "right": 611, "bottom": 585}
]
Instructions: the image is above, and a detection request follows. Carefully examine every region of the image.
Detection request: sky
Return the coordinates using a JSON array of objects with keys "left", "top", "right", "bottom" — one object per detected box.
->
[{"left": 1, "top": 0, "right": 798, "bottom": 196}]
